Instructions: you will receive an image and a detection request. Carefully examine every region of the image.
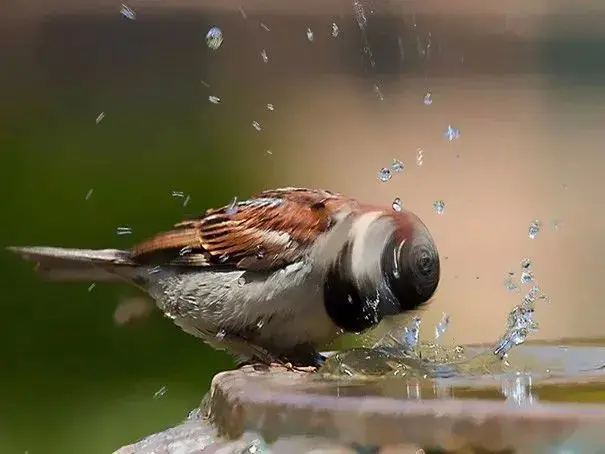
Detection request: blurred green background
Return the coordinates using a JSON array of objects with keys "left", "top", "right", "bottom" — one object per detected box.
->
[{"left": 0, "top": 13, "right": 274, "bottom": 454}]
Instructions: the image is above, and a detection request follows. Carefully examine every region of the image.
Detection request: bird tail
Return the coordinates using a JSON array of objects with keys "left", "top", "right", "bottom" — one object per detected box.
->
[{"left": 7, "top": 246, "right": 139, "bottom": 283}]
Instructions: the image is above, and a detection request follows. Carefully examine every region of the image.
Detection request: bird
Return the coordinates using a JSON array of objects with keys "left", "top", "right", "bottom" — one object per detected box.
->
[{"left": 7, "top": 187, "right": 440, "bottom": 368}]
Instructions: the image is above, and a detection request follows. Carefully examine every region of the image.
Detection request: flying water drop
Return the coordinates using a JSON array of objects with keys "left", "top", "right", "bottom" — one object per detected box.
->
[
  {"left": 116, "top": 226, "right": 132, "bottom": 235},
  {"left": 331, "top": 23, "right": 340, "bottom": 37},
  {"left": 306, "top": 27, "right": 314, "bottom": 41},
  {"left": 208, "top": 95, "right": 221, "bottom": 104},
  {"left": 226, "top": 197, "right": 238, "bottom": 216},
  {"left": 433, "top": 200, "right": 445, "bottom": 215},
  {"left": 392, "top": 197, "right": 402, "bottom": 212},
  {"left": 120, "top": 3, "right": 136, "bottom": 20},
  {"left": 390, "top": 159, "right": 404, "bottom": 173},
  {"left": 206, "top": 27, "right": 223, "bottom": 50},
  {"left": 260, "top": 49, "right": 269, "bottom": 63},
  {"left": 416, "top": 148, "right": 424, "bottom": 166},
  {"left": 266, "top": 103, "right": 274, "bottom": 111},
  {"left": 445, "top": 125, "right": 460, "bottom": 142},
  {"left": 528, "top": 220, "right": 541, "bottom": 239},
  {"left": 252, "top": 121, "right": 262, "bottom": 132},
  {"left": 378, "top": 167, "right": 392, "bottom": 182},
  {"left": 423, "top": 90, "right": 432, "bottom": 105},
  {"left": 95, "top": 112, "right": 105, "bottom": 124}
]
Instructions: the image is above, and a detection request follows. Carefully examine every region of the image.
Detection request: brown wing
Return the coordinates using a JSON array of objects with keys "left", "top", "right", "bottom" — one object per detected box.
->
[{"left": 131, "top": 188, "right": 352, "bottom": 270}]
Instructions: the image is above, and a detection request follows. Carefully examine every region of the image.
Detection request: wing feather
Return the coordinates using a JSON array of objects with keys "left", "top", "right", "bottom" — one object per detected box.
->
[{"left": 131, "top": 188, "right": 352, "bottom": 270}]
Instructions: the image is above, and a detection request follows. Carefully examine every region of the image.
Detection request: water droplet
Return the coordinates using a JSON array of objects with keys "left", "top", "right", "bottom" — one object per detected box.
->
[
  {"left": 239, "top": 6, "right": 247, "bottom": 19},
  {"left": 416, "top": 148, "right": 424, "bottom": 166},
  {"left": 238, "top": 277, "right": 246, "bottom": 287},
  {"left": 87, "top": 283, "right": 96, "bottom": 292},
  {"left": 390, "top": 159, "right": 404, "bottom": 173},
  {"left": 520, "top": 271, "right": 534, "bottom": 285},
  {"left": 260, "top": 49, "right": 269, "bottom": 63},
  {"left": 208, "top": 95, "right": 221, "bottom": 104},
  {"left": 528, "top": 220, "right": 541, "bottom": 239},
  {"left": 218, "top": 254, "right": 230, "bottom": 263},
  {"left": 179, "top": 246, "right": 192, "bottom": 256},
  {"left": 226, "top": 197, "right": 238, "bottom": 216},
  {"left": 521, "top": 258, "right": 532, "bottom": 270},
  {"left": 434, "top": 313, "right": 450, "bottom": 343},
  {"left": 120, "top": 3, "right": 136, "bottom": 20},
  {"left": 95, "top": 112, "right": 105, "bottom": 124},
  {"left": 171, "top": 191, "right": 184, "bottom": 198},
  {"left": 445, "top": 125, "right": 460, "bottom": 142},
  {"left": 153, "top": 386, "right": 167, "bottom": 399},
  {"left": 265, "top": 150, "right": 273, "bottom": 155},
  {"left": 216, "top": 329, "right": 227, "bottom": 341},
  {"left": 255, "top": 246, "right": 265, "bottom": 260},
  {"left": 200, "top": 80, "right": 210, "bottom": 88},
  {"left": 433, "top": 200, "right": 445, "bottom": 215},
  {"left": 260, "top": 22, "right": 270, "bottom": 32},
  {"left": 116, "top": 226, "right": 132, "bottom": 235},
  {"left": 256, "top": 319, "right": 264, "bottom": 329},
  {"left": 183, "top": 195, "right": 191, "bottom": 207},
  {"left": 378, "top": 167, "right": 392, "bottom": 182},
  {"left": 85, "top": 188, "right": 94, "bottom": 200},
  {"left": 401, "top": 317, "right": 422, "bottom": 351},
  {"left": 374, "top": 85, "right": 384, "bottom": 101},
  {"left": 423, "top": 90, "right": 432, "bottom": 105},
  {"left": 392, "top": 197, "right": 402, "bottom": 212},
  {"left": 503, "top": 275, "right": 519, "bottom": 292},
  {"left": 252, "top": 121, "right": 262, "bottom": 132},
  {"left": 206, "top": 27, "right": 223, "bottom": 50},
  {"left": 331, "top": 22, "right": 340, "bottom": 37},
  {"left": 552, "top": 219, "right": 562, "bottom": 232},
  {"left": 306, "top": 27, "right": 314, "bottom": 41},
  {"left": 266, "top": 103, "right": 274, "bottom": 111}
]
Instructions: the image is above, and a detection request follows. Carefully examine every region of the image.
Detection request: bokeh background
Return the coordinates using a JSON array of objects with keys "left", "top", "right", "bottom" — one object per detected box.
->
[{"left": 3, "top": 0, "right": 605, "bottom": 452}]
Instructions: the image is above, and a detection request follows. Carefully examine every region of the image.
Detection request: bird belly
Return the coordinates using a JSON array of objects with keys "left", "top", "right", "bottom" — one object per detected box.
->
[{"left": 143, "top": 262, "right": 339, "bottom": 358}]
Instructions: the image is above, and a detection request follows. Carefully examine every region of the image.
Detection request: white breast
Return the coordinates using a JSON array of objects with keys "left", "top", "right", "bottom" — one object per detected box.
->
[{"left": 144, "top": 259, "right": 340, "bottom": 356}]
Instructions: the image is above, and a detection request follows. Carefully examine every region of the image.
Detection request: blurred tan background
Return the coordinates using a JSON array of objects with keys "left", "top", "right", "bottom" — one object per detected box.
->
[{"left": 2, "top": 0, "right": 605, "bottom": 452}]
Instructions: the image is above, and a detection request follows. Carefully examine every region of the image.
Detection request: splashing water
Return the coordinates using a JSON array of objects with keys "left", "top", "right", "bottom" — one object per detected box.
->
[
  {"left": 435, "top": 313, "right": 450, "bottom": 343},
  {"left": 401, "top": 317, "right": 422, "bottom": 353},
  {"left": 206, "top": 27, "right": 223, "bottom": 50}
]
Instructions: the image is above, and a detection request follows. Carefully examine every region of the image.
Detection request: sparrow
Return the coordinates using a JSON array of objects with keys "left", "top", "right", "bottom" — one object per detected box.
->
[{"left": 7, "top": 187, "right": 440, "bottom": 367}]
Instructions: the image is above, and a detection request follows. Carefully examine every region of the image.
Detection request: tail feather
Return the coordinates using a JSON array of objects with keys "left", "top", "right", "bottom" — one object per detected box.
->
[{"left": 7, "top": 246, "right": 139, "bottom": 282}]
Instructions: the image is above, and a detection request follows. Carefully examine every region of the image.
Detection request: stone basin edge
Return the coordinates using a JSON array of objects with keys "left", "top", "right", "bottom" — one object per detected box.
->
[{"left": 208, "top": 365, "right": 605, "bottom": 451}]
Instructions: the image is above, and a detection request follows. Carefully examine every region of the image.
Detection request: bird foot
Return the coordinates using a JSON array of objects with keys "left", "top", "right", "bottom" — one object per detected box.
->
[{"left": 269, "top": 362, "right": 318, "bottom": 373}]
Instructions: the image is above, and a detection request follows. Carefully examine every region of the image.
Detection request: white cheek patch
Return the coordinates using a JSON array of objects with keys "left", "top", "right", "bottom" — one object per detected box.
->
[{"left": 349, "top": 213, "right": 394, "bottom": 285}]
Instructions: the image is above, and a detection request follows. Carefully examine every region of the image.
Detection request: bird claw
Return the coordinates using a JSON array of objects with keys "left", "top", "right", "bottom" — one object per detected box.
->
[{"left": 269, "top": 362, "right": 317, "bottom": 373}]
